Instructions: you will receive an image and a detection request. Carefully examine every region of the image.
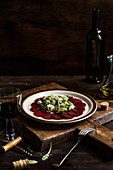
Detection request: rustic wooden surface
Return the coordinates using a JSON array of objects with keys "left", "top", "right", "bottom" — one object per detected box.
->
[
  {"left": 14, "top": 82, "right": 113, "bottom": 158},
  {"left": 0, "top": 1, "right": 113, "bottom": 75},
  {"left": 0, "top": 75, "right": 113, "bottom": 170}
]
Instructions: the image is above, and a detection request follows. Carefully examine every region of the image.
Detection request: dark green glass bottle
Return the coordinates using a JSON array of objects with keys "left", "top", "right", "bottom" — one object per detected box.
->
[{"left": 86, "top": 8, "right": 105, "bottom": 84}]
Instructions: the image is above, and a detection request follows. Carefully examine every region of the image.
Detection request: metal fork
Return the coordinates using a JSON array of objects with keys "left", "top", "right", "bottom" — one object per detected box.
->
[{"left": 52, "top": 127, "right": 95, "bottom": 168}]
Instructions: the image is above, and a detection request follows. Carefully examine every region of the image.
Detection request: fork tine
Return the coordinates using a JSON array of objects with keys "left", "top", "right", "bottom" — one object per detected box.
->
[
  {"left": 79, "top": 127, "right": 95, "bottom": 135},
  {"left": 81, "top": 127, "right": 94, "bottom": 132}
]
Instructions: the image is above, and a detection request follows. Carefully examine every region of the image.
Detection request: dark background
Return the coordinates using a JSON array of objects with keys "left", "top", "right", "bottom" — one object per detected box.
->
[{"left": 0, "top": 0, "right": 112, "bottom": 75}]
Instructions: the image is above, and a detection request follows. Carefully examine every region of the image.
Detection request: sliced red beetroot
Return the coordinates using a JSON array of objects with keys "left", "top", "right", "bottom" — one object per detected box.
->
[
  {"left": 76, "top": 102, "right": 86, "bottom": 107},
  {"left": 52, "top": 113, "right": 63, "bottom": 120},
  {"left": 68, "top": 97, "right": 75, "bottom": 103},
  {"left": 30, "top": 102, "right": 40, "bottom": 111},
  {"left": 62, "top": 111, "right": 74, "bottom": 119},
  {"left": 30, "top": 106, "right": 38, "bottom": 112},
  {"left": 31, "top": 102, "right": 37, "bottom": 106},
  {"left": 78, "top": 112, "right": 84, "bottom": 115},
  {"left": 42, "top": 112, "right": 52, "bottom": 119},
  {"left": 75, "top": 109, "right": 84, "bottom": 114},
  {"left": 34, "top": 110, "right": 43, "bottom": 117},
  {"left": 34, "top": 99, "right": 39, "bottom": 103},
  {"left": 75, "top": 113, "right": 82, "bottom": 117},
  {"left": 68, "top": 111, "right": 76, "bottom": 116},
  {"left": 73, "top": 99, "right": 82, "bottom": 104},
  {"left": 68, "top": 96, "right": 73, "bottom": 100},
  {"left": 30, "top": 96, "right": 86, "bottom": 120},
  {"left": 68, "top": 97, "right": 82, "bottom": 103},
  {"left": 76, "top": 107, "right": 85, "bottom": 111}
]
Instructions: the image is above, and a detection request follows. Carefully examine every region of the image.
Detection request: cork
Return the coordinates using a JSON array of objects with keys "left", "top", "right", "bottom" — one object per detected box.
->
[
  {"left": 100, "top": 102, "right": 109, "bottom": 110},
  {"left": 12, "top": 158, "right": 29, "bottom": 170}
]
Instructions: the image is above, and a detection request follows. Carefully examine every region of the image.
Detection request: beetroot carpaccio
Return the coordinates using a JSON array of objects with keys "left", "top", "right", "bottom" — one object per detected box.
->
[{"left": 30, "top": 95, "right": 86, "bottom": 120}]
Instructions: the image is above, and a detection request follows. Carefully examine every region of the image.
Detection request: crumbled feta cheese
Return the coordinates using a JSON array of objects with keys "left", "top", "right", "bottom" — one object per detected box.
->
[
  {"left": 47, "top": 104, "right": 55, "bottom": 111},
  {"left": 46, "top": 100, "right": 50, "bottom": 103},
  {"left": 58, "top": 97, "right": 62, "bottom": 101},
  {"left": 37, "top": 100, "right": 42, "bottom": 104},
  {"left": 70, "top": 105, "right": 75, "bottom": 109}
]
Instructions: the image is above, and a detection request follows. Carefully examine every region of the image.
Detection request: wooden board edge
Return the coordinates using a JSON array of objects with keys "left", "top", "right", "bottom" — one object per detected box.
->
[{"left": 22, "top": 82, "right": 67, "bottom": 98}]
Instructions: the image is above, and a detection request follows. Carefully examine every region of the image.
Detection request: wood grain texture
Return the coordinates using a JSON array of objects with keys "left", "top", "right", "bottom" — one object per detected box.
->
[
  {"left": 14, "top": 82, "right": 113, "bottom": 159},
  {"left": 0, "top": 0, "right": 112, "bottom": 75},
  {"left": 0, "top": 76, "right": 113, "bottom": 170}
]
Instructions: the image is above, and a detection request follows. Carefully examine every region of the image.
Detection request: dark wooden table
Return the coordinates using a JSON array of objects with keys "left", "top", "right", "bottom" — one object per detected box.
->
[{"left": 0, "top": 75, "right": 113, "bottom": 170}]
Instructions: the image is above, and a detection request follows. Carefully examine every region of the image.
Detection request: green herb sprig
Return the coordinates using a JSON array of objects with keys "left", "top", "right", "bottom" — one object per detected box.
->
[
  {"left": 29, "top": 160, "right": 38, "bottom": 164},
  {"left": 42, "top": 142, "right": 52, "bottom": 161},
  {"left": 27, "top": 146, "right": 34, "bottom": 153}
]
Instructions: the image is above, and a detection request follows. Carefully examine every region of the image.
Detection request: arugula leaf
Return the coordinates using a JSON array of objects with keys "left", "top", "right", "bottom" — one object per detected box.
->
[
  {"left": 68, "top": 101, "right": 74, "bottom": 106},
  {"left": 37, "top": 103, "right": 43, "bottom": 107},
  {"left": 51, "top": 100, "right": 56, "bottom": 105},
  {"left": 59, "top": 107, "right": 68, "bottom": 112},
  {"left": 27, "top": 146, "right": 34, "bottom": 153},
  {"left": 29, "top": 160, "right": 38, "bottom": 164},
  {"left": 42, "top": 142, "right": 52, "bottom": 161},
  {"left": 61, "top": 95, "right": 69, "bottom": 101},
  {"left": 43, "top": 96, "right": 48, "bottom": 99},
  {"left": 61, "top": 103, "right": 66, "bottom": 107},
  {"left": 48, "top": 110, "right": 54, "bottom": 114},
  {"left": 50, "top": 95, "right": 55, "bottom": 99}
]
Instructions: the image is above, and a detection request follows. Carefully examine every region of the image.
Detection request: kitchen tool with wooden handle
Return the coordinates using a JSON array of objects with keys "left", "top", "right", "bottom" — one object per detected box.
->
[
  {"left": 0, "top": 136, "right": 22, "bottom": 152},
  {"left": 0, "top": 136, "right": 33, "bottom": 156}
]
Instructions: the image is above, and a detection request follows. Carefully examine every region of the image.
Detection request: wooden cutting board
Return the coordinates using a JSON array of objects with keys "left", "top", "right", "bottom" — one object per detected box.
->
[{"left": 15, "top": 82, "right": 113, "bottom": 158}]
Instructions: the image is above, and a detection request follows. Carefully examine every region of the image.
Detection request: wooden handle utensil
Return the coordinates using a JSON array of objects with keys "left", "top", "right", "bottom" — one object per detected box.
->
[{"left": 0, "top": 136, "right": 22, "bottom": 152}]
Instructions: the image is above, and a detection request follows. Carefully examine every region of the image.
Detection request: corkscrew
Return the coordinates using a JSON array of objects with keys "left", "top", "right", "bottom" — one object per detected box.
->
[
  {"left": 14, "top": 145, "right": 33, "bottom": 157},
  {"left": 0, "top": 136, "right": 32, "bottom": 157}
]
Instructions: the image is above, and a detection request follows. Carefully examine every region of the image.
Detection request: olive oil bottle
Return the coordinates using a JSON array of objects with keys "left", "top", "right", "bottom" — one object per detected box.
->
[
  {"left": 99, "top": 55, "right": 113, "bottom": 99},
  {"left": 86, "top": 8, "right": 105, "bottom": 83}
]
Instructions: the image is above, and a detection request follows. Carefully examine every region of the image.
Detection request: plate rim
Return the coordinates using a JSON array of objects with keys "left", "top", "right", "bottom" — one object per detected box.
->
[{"left": 22, "top": 89, "right": 97, "bottom": 124}]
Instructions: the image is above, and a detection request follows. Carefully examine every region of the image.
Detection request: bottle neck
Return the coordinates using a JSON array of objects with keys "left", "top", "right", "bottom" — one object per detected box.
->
[{"left": 92, "top": 9, "right": 100, "bottom": 30}]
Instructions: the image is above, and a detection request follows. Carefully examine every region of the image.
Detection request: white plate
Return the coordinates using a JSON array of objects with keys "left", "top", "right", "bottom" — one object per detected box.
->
[{"left": 22, "top": 90, "right": 97, "bottom": 124}]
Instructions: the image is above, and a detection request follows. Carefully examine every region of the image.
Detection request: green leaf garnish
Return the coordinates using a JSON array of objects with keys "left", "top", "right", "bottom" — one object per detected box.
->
[
  {"left": 51, "top": 100, "right": 56, "bottom": 105},
  {"left": 29, "top": 160, "right": 38, "bottom": 164},
  {"left": 43, "top": 96, "right": 48, "bottom": 99},
  {"left": 27, "top": 146, "right": 34, "bottom": 153},
  {"left": 50, "top": 95, "right": 55, "bottom": 99},
  {"left": 48, "top": 111, "right": 54, "bottom": 114},
  {"left": 61, "top": 95, "right": 69, "bottom": 101},
  {"left": 42, "top": 142, "right": 52, "bottom": 161},
  {"left": 68, "top": 101, "right": 74, "bottom": 106},
  {"left": 59, "top": 107, "right": 68, "bottom": 112},
  {"left": 37, "top": 95, "right": 74, "bottom": 114}
]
